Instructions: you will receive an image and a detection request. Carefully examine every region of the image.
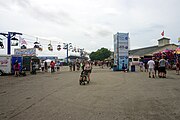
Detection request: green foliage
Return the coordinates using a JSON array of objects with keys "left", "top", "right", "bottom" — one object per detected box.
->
[{"left": 89, "top": 48, "right": 111, "bottom": 61}]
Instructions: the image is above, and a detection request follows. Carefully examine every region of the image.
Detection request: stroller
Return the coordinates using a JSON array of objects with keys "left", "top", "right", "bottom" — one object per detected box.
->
[
  {"left": 19, "top": 67, "right": 26, "bottom": 76},
  {"left": 79, "top": 70, "right": 89, "bottom": 85}
]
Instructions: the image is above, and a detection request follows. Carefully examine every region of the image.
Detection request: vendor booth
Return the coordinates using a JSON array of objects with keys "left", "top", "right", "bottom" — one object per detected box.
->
[{"left": 14, "top": 48, "right": 40, "bottom": 71}]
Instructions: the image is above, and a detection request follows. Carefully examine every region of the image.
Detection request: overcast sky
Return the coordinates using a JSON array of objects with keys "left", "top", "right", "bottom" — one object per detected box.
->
[{"left": 0, "top": 0, "right": 180, "bottom": 58}]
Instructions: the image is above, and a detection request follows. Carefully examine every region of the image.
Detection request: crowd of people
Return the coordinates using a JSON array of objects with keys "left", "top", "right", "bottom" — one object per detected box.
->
[
  {"left": 139, "top": 56, "right": 180, "bottom": 78},
  {"left": 13, "top": 56, "right": 179, "bottom": 80},
  {"left": 40, "top": 60, "right": 60, "bottom": 73}
]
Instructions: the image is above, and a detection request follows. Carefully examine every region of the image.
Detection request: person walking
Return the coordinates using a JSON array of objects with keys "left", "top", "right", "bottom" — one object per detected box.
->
[
  {"left": 76, "top": 61, "right": 80, "bottom": 71},
  {"left": 84, "top": 61, "right": 92, "bottom": 82},
  {"left": 69, "top": 61, "right": 72, "bottom": 71},
  {"left": 14, "top": 61, "right": 20, "bottom": 77},
  {"left": 159, "top": 56, "right": 167, "bottom": 78},
  {"left": 40, "top": 61, "right": 45, "bottom": 72},
  {"left": 73, "top": 62, "right": 76, "bottom": 71},
  {"left": 176, "top": 59, "right": 180, "bottom": 75},
  {"left": 50, "top": 61, "right": 55, "bottom": 73},
  {"left": 80, "top": 61, "right": 85, "bottom": 71},
  {"left": 44, "top": 61, "right": 48, "bottom": 72},
  {"left": 154, "top": 58, "right": 159, "bottom": 77},
  {"left": 139, "top": 60, "right": 144, "bottom": 72},
  {"left": 144, "top": 62, "right": 148, "bottom": 72},
  {"left": 147, "top": 58, "right": 155, "bottom": 78},
  {"left": 56, "top": 61, "right": 61, "bottom": 71}
]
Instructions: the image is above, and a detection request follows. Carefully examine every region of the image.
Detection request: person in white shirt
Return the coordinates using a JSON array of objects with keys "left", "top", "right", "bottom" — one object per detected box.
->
[
  {"left": 147, "top": 58, "right": 155, "bottom": 78},
  {"left": 40, "top": 61, "right": 45, "bottom": 72}
]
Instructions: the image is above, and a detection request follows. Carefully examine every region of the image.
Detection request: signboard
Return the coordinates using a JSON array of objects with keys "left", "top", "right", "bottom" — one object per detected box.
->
[
  {"left": 14, "top": 48, "right": 36, "bottom": 56},
  {"left": 0, "top": 55, "right": 11, "bottom": 74},
  {"left": 114, "top": 32, "right": 129, "bottom": 71}
]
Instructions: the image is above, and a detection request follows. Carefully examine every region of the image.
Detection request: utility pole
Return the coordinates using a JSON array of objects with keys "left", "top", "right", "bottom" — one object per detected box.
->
[
  {"left": 66, "top": 44, "right": 68, "bottom": 64},
  {"left": 0, "top": 32, "right": 22, "bottom": 55},
  {"left": 63, "top": 43, "right": 72, "bottom": 65},
  {"left": 80, "top": 48, "right": 84, "bottom": 61}
]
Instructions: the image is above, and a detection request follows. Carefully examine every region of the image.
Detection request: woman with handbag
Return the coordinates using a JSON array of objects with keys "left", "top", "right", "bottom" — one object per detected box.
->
[{"left": 84, "top": 61, "right": 92, "bottom": 82}]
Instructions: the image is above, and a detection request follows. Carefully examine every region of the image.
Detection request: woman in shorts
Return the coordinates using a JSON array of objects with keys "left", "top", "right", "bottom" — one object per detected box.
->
[
  {"left": 14, "top": 61, "right": 20, "bottom": 77},
  {"left": 84, "top": 61, "right": 92, "bottom": 82}
]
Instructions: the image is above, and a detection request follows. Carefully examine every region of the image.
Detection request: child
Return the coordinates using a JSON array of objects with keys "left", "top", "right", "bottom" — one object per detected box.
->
[{"left": 79, "top": 70, "right": 88, "bottom": 85}]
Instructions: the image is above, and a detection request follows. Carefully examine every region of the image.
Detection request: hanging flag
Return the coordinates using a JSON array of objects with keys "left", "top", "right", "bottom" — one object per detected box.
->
[
  {"left": 19, "top": 36, "right": 27, "bottom": 45},
  {"left": 178, "top": 37, "right": 180, "bottom": 42},
  {"left": 161, "top": 30, "right": 164, "bottom": 36}
]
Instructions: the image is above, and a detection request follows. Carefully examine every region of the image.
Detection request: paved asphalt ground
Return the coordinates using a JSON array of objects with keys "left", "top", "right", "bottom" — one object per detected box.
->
[{"left": 0, "top": 66, "right": 180, "bottom": 120}]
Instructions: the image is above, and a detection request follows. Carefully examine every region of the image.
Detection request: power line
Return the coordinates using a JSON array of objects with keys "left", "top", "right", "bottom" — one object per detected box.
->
[
  {"left": 0, "top": 31, "right": 87, "bottom": 53},
  {"left": 23, "top": 33, "right": 64, "bottom": 43},
  {"left": 22, "top": 33, "right": 83, "bottom": 49}
]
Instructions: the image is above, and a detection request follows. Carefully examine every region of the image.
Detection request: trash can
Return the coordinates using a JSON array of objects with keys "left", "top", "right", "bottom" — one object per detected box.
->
[
  {"left": 131, "top": 65, "right": 135, "bottom": 72},
  {"left": 113, "top": 65, "right": 117, "bottom": 71}
]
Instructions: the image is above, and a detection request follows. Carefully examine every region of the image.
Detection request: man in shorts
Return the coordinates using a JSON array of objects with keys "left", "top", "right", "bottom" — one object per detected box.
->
[
  {"left": 159, "top": 56, "right": 167, "bottom": 78},
  {"left": 147, "top": 57, "right": 155, "bottom": 78}
]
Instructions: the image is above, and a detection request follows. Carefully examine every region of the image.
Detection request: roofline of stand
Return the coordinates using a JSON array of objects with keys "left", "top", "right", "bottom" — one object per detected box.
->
[
  {"left": 130, "top": 43, "right": 178, "bottom": 51},
  {"left": 157, "top": 37, "right": 170, "bottom": 41}
]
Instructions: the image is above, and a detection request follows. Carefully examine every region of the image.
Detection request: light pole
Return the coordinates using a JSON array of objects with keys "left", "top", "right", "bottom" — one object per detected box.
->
[
  {"left": 79, "top": 48, "right": 84, "bottom": 61},
  {"left": 63, "top": 43, "right": 73, "bottom": 64},
  {"left": 0, "top": 32, "right": 22, "bottom": 55}
]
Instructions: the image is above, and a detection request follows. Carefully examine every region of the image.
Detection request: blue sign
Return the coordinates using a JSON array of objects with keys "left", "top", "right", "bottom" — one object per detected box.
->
[
  {"left": 114, "top": 33, "right": 129, "bottom": 71},
  {"left": 14, "top": 48, "right": 36, "bottom": 56}
]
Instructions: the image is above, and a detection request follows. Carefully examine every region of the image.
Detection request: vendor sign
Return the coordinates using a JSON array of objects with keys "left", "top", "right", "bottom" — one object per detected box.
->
[{"left": 14, "top": 48, "right": 36, "bottom": 56}]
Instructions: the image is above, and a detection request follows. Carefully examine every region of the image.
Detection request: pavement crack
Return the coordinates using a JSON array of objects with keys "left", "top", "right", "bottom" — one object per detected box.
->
[
  {"left": 0, "top": 91, "right": 6, "bottom": 95},
  {"left": 8, "top": 89, "right": 59, "bottom": 119}
]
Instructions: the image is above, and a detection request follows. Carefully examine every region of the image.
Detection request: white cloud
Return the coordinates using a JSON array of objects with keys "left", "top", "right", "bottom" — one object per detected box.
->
[{"left": 0, "top": 0, "right": 180, "bottom": 58}]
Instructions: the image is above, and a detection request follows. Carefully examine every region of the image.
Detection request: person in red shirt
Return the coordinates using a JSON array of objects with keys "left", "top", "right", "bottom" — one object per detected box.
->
[
  {"left": 50, "top": 61, "right": 55, "bottom": 73},
  {"left": 14, "top": 61, "right": 20, "bottom": 77}
]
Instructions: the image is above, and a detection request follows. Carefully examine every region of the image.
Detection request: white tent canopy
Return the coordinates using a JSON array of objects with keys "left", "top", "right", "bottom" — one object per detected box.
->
[{"left": 44, "top": 59, "right": 52, "bottom": 63}]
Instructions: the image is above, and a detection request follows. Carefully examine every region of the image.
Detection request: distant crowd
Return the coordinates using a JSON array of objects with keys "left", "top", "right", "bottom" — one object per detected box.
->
[{"left": 139, "top": 56, "right": 180, "bottom": 78}]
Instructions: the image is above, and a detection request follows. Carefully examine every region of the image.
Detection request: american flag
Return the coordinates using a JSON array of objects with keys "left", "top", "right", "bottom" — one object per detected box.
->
[
  {"left": 19, "top": 36, "right": 27, "bottom": 45},
  {"left": 161, "top": 30, "right": 164, "bottom": 36}
]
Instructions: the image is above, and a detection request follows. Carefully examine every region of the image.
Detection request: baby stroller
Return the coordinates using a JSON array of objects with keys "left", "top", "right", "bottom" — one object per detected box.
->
[
  {"left": 79, "top": 70, "right": 89, "bottom": 85},
  {"left": 19, "top": 67, "right": 26, "bottom": 76}
]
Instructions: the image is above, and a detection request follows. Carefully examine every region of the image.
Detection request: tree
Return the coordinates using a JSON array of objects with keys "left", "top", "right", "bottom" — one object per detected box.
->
[{"left": 89, "top": 48, "right": 111, "bottom": 61}]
